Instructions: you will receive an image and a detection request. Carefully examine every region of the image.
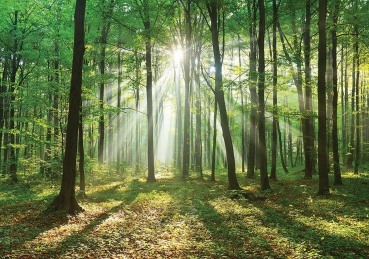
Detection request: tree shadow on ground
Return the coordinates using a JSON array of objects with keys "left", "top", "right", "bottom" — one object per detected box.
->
[
  {"left": 0, "top": 179, "right": 142, "bottom": 259},
  {"left": 0, "top": 178, "right": 70, "bottom": 259}
]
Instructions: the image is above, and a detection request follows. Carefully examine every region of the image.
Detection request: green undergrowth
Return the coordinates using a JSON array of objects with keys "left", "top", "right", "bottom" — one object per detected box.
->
[{"left": 0, "top": 169, "right": 368, "bottom": 258}]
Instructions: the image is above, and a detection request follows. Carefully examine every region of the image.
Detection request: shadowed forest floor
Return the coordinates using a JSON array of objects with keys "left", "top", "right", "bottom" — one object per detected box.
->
[{"left": 1, "top": 168, "right": 369, "bottom": 259}]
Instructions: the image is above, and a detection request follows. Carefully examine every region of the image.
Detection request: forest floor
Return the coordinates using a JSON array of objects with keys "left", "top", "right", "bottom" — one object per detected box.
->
[{"left": 0, "top": 167, "right": 369, "bottom": 259}]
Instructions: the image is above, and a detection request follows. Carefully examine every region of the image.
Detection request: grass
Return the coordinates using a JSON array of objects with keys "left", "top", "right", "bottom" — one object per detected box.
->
[{"left": 0, "top": 168, "right": 369, "bottom": 258}]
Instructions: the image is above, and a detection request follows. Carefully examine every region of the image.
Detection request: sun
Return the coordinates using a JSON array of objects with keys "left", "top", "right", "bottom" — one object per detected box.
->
[{"left": 173, "top": 47, "right": 183, "bottom": 62}]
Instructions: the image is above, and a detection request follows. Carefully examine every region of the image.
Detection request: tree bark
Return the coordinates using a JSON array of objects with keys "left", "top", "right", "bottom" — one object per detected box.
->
[
  {"left": 258, "top": 0, "right": 271, "bottom": 191},
  {"left": 175, "top": 55, "right": 182, "bottom": 170},
  {"left": 207, "top": 2, "right": 240, "bottom": 190},
  {"left": 135, "top": 52, "right": 140, "bottom": 174},
  {"left": 247, "top": 0, "right": 257, "bottom": 179},
  {"left": 303, "top": 0, "right": 316, "bottom": 178},
  {"left": 238, "top": 34, "right": 246, "bottom": 173},
  {"left": 194, "top": 47, "right": 203, "bottom": 176},
  {"left": 211, "top": 101, "right": 217, "bottom": 181},
  {"left": 116, "top": 36, "right": 122, "bottom": 173},
  {"left": 98, "top": 23, "right": 109, "bottom": 164},
  {"left": 9, "top": 10, "right": 20, "bottom": 183},
  {"left": 78, "top": 102, "right": 87, "bottom": 198},
  {"left": 270, "top": 0, "right": 278, "bottom": 180},
  {"left": 331, "top": 0, "right": 343, "bottom": 185},
  {"left": 0, "top": 51, "right": 8, "bottom": 176},
  {"left": 143, "top": 0, "right": 156, "bottom": 182},
  {"left": 317, "top": 0, "right": 329, "bottom": 195},
  {"left": 46, "top": 0, "right": 86, "bottom": 214},
  {"left": 181, "top": 0, "right": 192, "bottom": 178},
  {"left": 352, "top": 10, "right": 360, "bottom": 175}
]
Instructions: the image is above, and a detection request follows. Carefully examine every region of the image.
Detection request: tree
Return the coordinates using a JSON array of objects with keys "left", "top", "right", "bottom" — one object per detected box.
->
[
  {"left": 46, "top": 0, "right": 86, "bottom": 214},
  {"left": 8, "top": 10, "right": 21, "bottom": 183},
  {"left": 247, "top": 0, "right": 258, "bottom": 179},
  {"left": 143, "top": 0, "right": 156, "bottom": 182},
  {"left": 303, "top": 0, "right": 316, "bottom": 179},
  {"left": 78, "top": 101, "right": 87, "bottom": 198},
  {"left": 331, "top": 0, "right": 343, "bottom": 185},
  {"left": 180, "top": 0, "right": 192, "bottom": 179},
  {"left": 277, "top": 0, "right": 316, "bottom": 178},
  {"left": 205, "top": 0, "right": 240, "bottom": 190},
  {"left": 97, "top": 0, "right": 113, "bottom": 164},
  {"left": 317, "top": 0, "right": 329, "bottom": 195},
  {"left": 257, "top": 0, "right": 270, "bottom": 191},
  {"left": 269, "top": 0, "right": 278, "bottom": 180}
]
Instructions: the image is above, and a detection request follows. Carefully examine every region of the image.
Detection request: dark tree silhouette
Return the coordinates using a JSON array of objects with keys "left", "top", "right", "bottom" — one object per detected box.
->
[
  {"left": 331, "top": 0, "right": 343, "bottom": 185},
  {"left": 143, "top": 0, "right": 156, "bottom": 183},
  {"left": 206, "top": 1, "right": 240, "bottom": 190},
  {"left": 317, "top": 0, "right": 330, "bottom": 195},
  {"left": 258, "top": 0, "right": 271, "bottom": 191},
  {"left": 46, "top": 0, "right": 86, "bottom": 214}
]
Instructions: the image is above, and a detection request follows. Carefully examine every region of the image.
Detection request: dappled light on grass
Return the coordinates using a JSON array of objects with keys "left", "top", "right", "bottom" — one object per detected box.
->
[{"left": 1, "top": 170, "right": 369, "bottom": 258}]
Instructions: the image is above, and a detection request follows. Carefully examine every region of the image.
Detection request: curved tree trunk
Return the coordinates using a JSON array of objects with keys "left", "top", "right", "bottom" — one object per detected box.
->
[{"left": 207, "top": 2, "right": 240, "bottom": 190}]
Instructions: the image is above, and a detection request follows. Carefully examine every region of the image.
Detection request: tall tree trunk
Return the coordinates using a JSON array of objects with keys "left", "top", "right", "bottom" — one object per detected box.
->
[
  {"left": 277, "top": 122, "right": 289, "bottom": 173},
  {"left": 332, "top": 0, "right": 343, "bottom": 185},
  {"left": 211, "top": 101, "right": 217, "bottom": 181},
  {"left": 326, "top": 49, "right": 333, "bottom": 172},
  {"left": 303, "top": 0, "right": 316, "bottom": 178},
  {"left": 270, "top": 0, "right": 278, "bottom": 180},
  {"left": 9, "top": 10, "right": 20, "bottom": 183},
  {"left": 46, "top": 0, "right": 86, "bottom": 214},
  {"left": 194, "top": 48, "right": 202, "bottom": 176},
  {"left": 354, "top": 27, "right": 360, "bottom": 175},
  {"left": 53, "top": 43, "right": 60, "bottom": 163},
  {"left": 175, "top": 56, "right": 182, "bottom": 170},
  {"left": 98, "top": 23, "right": 110, "bottom": 164},
  {"left": 0, "top": 52, "right": 8, "bottom": 176},
  {"left": 238, "top": 34, "right": 245, "bottom": 173},
  {"left": 340, "top": 45, "right": 346, "bottom": 165},
  {"left": 207, "top": 96, "right": 211, "bottom": 169},
  {"left": 247, "top": 0, "right": 257, "bottom": 178},
  {"left": 207, "top": 2, "right": 240, "bottom": 190},
  {"left": 116, "top": 37, "right": 122, "bottom": 173},
  {"left": 42, "top": 76, "right": 53, "bottom": 178},
  {"left": 181, "top": 0, "right": 192, "bottom": 178},
  {"left": 347, "top": 35, "right": 356, "bottom": 169},
  {"left": 317, "top": 0, "right": 329, "bottom": 195},
  {"left": 143, "top": 0, "right": 156, "bottom": 182},
  {"left": 78, "top": 102, "right": 87, "bottom": 198},
  {"left": 258, "top": 0, "right": 271, "bottom": 191},
  {"left": 135, "top": 52, "right": 140, "bottom": 173},
  {"left": 107, "top": 71, "right": 113, "bottom": 165}
]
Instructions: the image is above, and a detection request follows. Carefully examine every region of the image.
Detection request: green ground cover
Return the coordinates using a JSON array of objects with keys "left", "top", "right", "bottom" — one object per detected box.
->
[{"left": 1, "top": 169, "right": 368, "bottom": 258}]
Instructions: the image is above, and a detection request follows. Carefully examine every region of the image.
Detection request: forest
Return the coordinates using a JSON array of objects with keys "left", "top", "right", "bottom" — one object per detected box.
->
[{"left": 1, "top": 0, "right": 369, "bottom": 258}]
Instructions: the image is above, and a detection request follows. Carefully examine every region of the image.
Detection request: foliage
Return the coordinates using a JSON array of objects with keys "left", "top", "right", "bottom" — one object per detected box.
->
[{"left": 1, "top": 169, "right": 369, "bottom": 258}]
